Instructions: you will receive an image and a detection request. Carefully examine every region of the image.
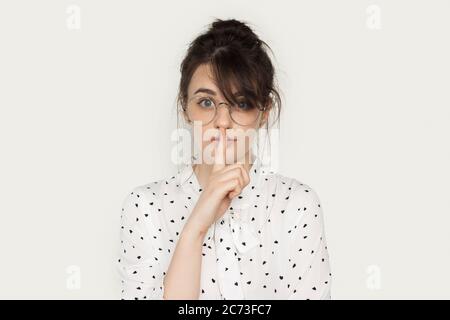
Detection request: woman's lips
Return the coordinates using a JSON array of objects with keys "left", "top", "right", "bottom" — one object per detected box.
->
[{"left": 210, "top": 136, "right": 237, "bottom": 145}]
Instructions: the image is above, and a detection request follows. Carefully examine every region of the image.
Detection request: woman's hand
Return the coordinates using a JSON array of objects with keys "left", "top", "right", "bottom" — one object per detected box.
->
[
  {"left": 184, "top": 130, "right": 250, "bottom": 235},
  {"left": 164, "top": 129, "right": 250, "bottom": 299}
]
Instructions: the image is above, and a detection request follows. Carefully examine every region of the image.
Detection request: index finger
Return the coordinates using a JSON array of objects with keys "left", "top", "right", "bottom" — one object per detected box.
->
[{"left": 212, "top": 129, "right": 226, "bottom": 172}]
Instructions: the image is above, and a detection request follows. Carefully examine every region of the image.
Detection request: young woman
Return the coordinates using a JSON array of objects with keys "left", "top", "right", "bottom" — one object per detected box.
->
[{"left": 117, "top": 18, "right": 332, "bottom": 300}]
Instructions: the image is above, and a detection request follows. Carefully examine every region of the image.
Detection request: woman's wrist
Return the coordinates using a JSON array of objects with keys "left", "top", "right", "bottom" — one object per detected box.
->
[{"left": 181, "top": 219, "right": 208, "bottom": 242}]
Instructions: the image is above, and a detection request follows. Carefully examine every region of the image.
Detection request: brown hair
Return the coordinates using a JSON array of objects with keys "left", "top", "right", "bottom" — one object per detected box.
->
[{"left": 176, "top": 18, "right": 282, "bottom": 129}]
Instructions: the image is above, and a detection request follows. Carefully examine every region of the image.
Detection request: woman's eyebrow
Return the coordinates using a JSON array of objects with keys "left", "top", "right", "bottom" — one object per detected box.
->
[
  {"left": 193, "top": 88, "right": 217, "bottom": 95},
  {"left": 193, "top": 87, "right": 243, "bottom": 97}
]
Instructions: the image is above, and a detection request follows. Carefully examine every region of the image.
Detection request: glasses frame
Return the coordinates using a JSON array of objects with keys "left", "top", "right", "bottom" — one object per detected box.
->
[{"left": 183, "top": 95, "right": 267, "bottom": 126}]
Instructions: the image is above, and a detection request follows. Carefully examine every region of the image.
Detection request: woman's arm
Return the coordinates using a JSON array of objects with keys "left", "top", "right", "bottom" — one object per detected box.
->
[
  {"left": 163, "top": 166, "right": 248, "bottom": 299},
  {"left": 162, "top": 222, "right": 207, "bottom": 299},
  {"left": 163, "top": 171, "right": 249, "bottom": 299},
  {"left": 164, "top": 135, "right": 250, "bottom": 299}
]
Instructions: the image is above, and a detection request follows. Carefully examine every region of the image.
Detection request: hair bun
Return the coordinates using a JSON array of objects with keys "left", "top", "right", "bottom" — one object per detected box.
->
[{"left": 211, "top": 19, "right": 260, "bottom": 47}]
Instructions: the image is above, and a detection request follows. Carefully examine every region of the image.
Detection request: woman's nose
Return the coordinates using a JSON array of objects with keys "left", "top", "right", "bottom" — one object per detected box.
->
[{"left": 213, "top": 103, "right": 233, "bottom": 128}]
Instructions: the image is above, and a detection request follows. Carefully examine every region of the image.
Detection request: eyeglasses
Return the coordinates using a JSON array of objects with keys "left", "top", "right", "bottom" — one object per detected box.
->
[{"left": 183, "top": 94, "right": 266, "bottom": 126}]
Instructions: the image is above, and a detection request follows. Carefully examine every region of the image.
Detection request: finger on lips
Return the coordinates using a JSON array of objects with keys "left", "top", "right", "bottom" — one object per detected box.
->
[
  {"left": 212, "top": 129, "right": 226, "bottom": 172},
  {"left": 211, "top": 129, "right": 251, "bottom": 199}
]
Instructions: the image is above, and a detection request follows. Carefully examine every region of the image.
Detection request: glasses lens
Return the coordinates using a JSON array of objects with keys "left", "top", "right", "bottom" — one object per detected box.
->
[
  {"left": 186, "top": 96, "right": 216, "bottom": 125},
  {"left": 230, "top": 102, "right": 261, "bottom": 126}
]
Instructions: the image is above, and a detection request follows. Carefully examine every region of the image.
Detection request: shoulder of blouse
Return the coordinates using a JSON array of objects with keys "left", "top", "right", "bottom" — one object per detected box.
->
[
  {"left": 268, "top": 171, "right": 324, "bottom": 216},
  {"left": 121, "top": 170, "right": 186, "bottom": 212},
  {"left": 130, "top": 176, "right": 171, "bottom": 199},
  {"left": 121, "top": 179, "right": 165, "bottom": 214},
  {"left": 274, "top": 171, "right": 318, "bottom": 194},
  {"left": 260, "top": 170, "right": 315, "bottom": 194}
]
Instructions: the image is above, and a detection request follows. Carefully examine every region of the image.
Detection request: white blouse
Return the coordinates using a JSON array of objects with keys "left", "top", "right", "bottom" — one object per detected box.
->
[{"left": 116, "top": 156, "right": 332, "bottom": 300}]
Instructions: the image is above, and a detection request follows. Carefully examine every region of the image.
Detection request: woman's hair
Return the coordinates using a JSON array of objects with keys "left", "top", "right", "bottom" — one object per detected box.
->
[{"left": 176, "top": 18, "right": 282, "bottom": 128}]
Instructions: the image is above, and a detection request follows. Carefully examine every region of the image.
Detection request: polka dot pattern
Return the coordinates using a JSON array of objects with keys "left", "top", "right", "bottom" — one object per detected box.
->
[{"left": 116, "top": 156, "right": 332, "bottom": 300}]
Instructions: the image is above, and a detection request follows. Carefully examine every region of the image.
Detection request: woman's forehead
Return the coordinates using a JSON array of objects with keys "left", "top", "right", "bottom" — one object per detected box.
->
[{"left": 188, "top": 63, "right": 239, "bottom": 97}]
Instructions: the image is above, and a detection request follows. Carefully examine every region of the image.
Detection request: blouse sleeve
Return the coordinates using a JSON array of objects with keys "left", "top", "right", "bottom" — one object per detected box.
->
[
  {"left": 286, "top": 183, "right": 332, "bottom": 300},
  {"left": 116, "top": 187, "right": 166, "bottom": 300}
]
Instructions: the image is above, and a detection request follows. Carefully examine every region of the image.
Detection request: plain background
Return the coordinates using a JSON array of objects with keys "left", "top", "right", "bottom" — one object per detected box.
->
[{"left": 0, "top": 0, "right": 449, "bottom": 299}]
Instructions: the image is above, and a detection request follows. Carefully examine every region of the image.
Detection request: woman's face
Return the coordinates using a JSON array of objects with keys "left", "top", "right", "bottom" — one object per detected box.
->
[{"left": 184, "top": 63, "right": 269, "bottom": 165}]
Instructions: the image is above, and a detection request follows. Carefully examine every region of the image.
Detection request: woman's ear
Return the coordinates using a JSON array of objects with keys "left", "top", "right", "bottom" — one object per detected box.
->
[{"left": 182, "top": 107, "right": 191, "bottom": 124}]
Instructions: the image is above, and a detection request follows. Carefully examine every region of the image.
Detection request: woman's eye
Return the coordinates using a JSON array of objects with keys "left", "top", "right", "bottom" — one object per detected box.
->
[
  {"left": 199, "top": 98, "right": 214, "bottom": 108},
  {"left": 237, "top": 101, "right": 251, "bottom": 110}
]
